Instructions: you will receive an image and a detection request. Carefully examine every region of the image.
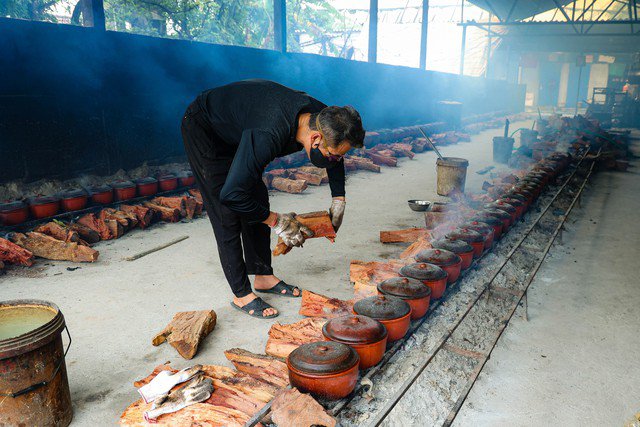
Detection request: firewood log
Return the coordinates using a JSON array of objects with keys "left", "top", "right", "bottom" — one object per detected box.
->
[
  {"left": 273, "top": 211, "right": 336, "bottom": 256},
  {"left": 298, "top": 166, "right": 329, "bottom": 183},
  {"left": 152, "top": 310, "right": 217, "bottom": 359},
  {"left": 390, "top": 143, "right": 415, "bottom": 159},
  {"left": 67, "top": 222, "right": 101, "bottom": 244},
  {"left": 0, "top": 237, "right": 35, "bottom": 266},
  {"left": 77, "top": 213, "right": 117, "bottom": 240},
  {"left": 206, "top": 388, "right": 267, "bottom": 420},
  {"left": 265, "top": 318, "right": 325, "bottom": 359},
  {"left": 380, "top": 228, "right": 430, "bottom": 243},
  {"left": 101, "top": 208, "right": 137, "bottom": 231},
  {"left": 264, "top": 169, "right": 289, "bottom": 187},
  {"left": 143, "top": 201, "right": 181, "bottom": 223},
  {"left": 120, "top": 205, "right": 154, "bottom": 229},
  {"left": 367, "top": 151, "right": 398, "bottom": 167},
  {"left": 412, "top": 138, "right": 428, "bottom": 153},
  {"left": 188, "top": 188, "right": 203, "bottom": 203},
  {"left": 271, "top": 177, "right": 308, "bottom": 194},
  {"left": 152, "top": 196, "right": 186, "bottom": 217},
  {"left": 34, "top": 222, "right": 87, "bottom": 245},
  {"left": 270, "top": 388, "right": 336, "bottom": 427},
  {"left": 11, "top": 232, "right": 99, "bottom": 263},
  {"left": 350, "top": 259, "right": 409, "bottom": 296},
  {"left": 299, "top": 290, "right": 354, "bottom": 319},
  {"left": 120, "top": 399, "right": 254, "bottom": 427},
  {"left": 400, "top": 236, "right": 433, "bottom": 259},
  {"left": 343, "top": 158, "right": 357, "bottom": 171},
  {"left": 289, "top": 170, "right": 323, "bottom": 185},
  {"left": 182, "top": 196, "right": 198, "bottom": 219},
  {"left": 350, "top": 156, "right": 381, "bottom": 172},
  {"left": 0, "top": 260, "right": 4, "bottom": 272},
  {"left": 200, "top": 365, "right": 277, "bottom": 403},
  {"left": 224, "top": 348, "right": 289, "bottom": 388}
]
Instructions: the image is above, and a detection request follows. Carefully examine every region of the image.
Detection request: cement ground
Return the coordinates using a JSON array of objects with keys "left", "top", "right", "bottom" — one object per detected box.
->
[{"left": 2, "top": 121, "right": 638, "bottom": 426}]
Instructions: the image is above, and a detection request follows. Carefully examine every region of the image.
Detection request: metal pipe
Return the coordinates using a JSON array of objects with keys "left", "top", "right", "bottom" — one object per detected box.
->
[
  {"left": 460, "top": 25, "right": 467, "bottom": 75},
  {"left": 419, "top": 0, "right": 429, "bottom": 69},
  {"left": 274, "top": 0, "right": 286, "bottom": 52},
  {"left": 91, "top": 0, "right": 105, "bottom": 30},
  {"left": 369, "top": 0, "right": 378, "bottom": 63}
]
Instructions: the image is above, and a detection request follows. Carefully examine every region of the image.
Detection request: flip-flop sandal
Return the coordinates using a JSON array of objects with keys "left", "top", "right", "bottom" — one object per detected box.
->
[
  {"left": 255, "top": 281, "right": 302, "bottom": 298},
  {"left": 230, "top": 297, "right": 279, "bottom": 319}
]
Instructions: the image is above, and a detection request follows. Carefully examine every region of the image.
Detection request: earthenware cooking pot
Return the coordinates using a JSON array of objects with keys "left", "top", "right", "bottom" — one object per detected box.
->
[
  {"left": 446, "top": 228, "right": 485, "bottom": 258},
  {"left": 287, "top": 341, "right": 359, "bottom": 399},
  {"left": 158, "top": 174, "right": 178, "bottom": 192},
  {"left": 469, "top": 214, "right": 503, "bottom": 240},
  {"left": 399, "top": 262, "right": 447, "bottom": 301},
  {"left": 59, "top": 189, "right": 88, "bottom": 212},
  {"left": 88, "top": 185, "right": 113, "bottom": 205},
  {"left": 353, "top": 296, "right": 411, "bottom": 343},
  {"left": 322, "top": 315, "right": 387, "bottom": 369},
  {"left": 461, "top": 221, "right": 494, "bottom": 250},
  {"left": 0, "top": 201, "right": 29, "bottom": 226},
  {"left": 135, "top": 177, "right": 158, "bottom": 197},
  {"left": 29, "top": 196, "right": 59, "bottom": 219},
  {"left": 431, "top": 238, "right": 475, "bottom": 270},
  {"left": 377, "top": 277, "right": 431, "bottom": 319},
  {"left": 482, "top": 208, "right": 512, "bottom": 230},
  {"left": 485, "top": 201, "right": 517, "bottom": 225},
  {"left": 178, "top": 172, "right": 196, "bottom": 187},
  {"left": 415, "top": 248, "right": 462, "bottom": 284},
  {"left": 111, "top": 181, "right": 136, "bottom": 201}
]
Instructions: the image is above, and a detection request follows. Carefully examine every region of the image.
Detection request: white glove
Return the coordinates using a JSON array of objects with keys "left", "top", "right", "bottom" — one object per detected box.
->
[
  {"left": 329, "top": 198, "right": 346, "bottom": 232},
  {"left": 144, "top": 373, "right": 213, "bottom": 422},
  {"left": 138, "top": 365, "right": 203, "bottom": 404},
  {"left": 272, "top": 213, "right": 314, "bottom": 247}
]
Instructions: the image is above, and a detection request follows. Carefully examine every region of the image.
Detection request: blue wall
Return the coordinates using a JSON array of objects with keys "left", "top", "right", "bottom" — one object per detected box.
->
[{"left": 0, "top": 18, "right": 525, "bottom": 182}]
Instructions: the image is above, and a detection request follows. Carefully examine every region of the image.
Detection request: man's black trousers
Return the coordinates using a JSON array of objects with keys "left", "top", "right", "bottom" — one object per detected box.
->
[{"left": 181, "top": 101, "right": 273, "bottom": 298}]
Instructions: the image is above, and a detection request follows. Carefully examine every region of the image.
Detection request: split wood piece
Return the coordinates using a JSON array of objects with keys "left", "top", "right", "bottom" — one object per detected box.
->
[
  {"left": 271, "top": 177, "right": 308, "bottom": 194},
  {"left": 272, "top": 211, "right": 336, "bottom": 257},
  {"left": 0, "top": 260, "right": 4, "bottom": 272},
  {"left": 224, "top": 348, "right": 289, "bottom": 388},
  {"left": 34, "top": 222, "right": 88, "bottom": 246},
  {"left": 11, "top": 232, "right": 99, "bottom": 263},
  {"left": 297, "top": 166, "right": 329, "bottom": 183},
  {"left": 289, "top": 170, "right": 323, "bottom": 186},
  {"left": 380, "top": 228, "right": 430, "bottom": 243},
  {"left": 152, "top": 310, "right": 217, "bottom": 359},
  {"left": 390, "top": 143, "right": 415, "bottom": 159},
  {"left": 366, "top": 151, "right": 398, "bottom": 167},
  {"left": 0, "top": 237, "right": 35, "bottom": 266},
  {"left": 188, "top": 188, "right": 203, "bottom": 203},
  {"left": 264, "top": 169, "right": 289, "bottom": 187},
  {"left": 269, "top": 388, "right": 336, "bottom": 427},
  {"left": 182, "top": 196, "right": 198, "bottom": 219},
  {"left": 299, "top": 290, "right": 354, "bottom": 319},
  {"left": 152, "top": 196, "right": 187, "bottom": 217},
  {"left": 350, "top": 259, "right": 409, "bottom": 297},
  {"left": 77, "top": 213, "right": 118, "bottom": 240},
  {"left": 342, "top": 158, "right": 357, "bottom": 171},
  {"left": 143, "top": 201, "right": 181, "bottom": 223},
  {"left": 350, "top": 156, "right": 381, "bottom": 172},
  {"left": 101, "top": 208, "right": 137, "bottom": 231},
  {"left": 67, "top": 222, "right": 101, "bottom": 244},
  {"left": 120, "top": 205, "right": 154, "bottom": 229},
  {"left": 400, "top": 236, "right": 433, "bottom": 259},
  {"left": 201, "top": 365, "right": 278, "bottom": 402},
  {"left": 206, "top": 388, "right": 267, "bottom": 422},
  {"left": 133, "top": 364, "right": 176, "bottom": 388},
  {"left": 119, "top": 400, "right": 254, "bottom": 427},
  {"left": 412, "top": 139, "right": 428, "bottom": 153},
  {"left": 265, "top": 318, "right": 326, "bottom": 359},
  {"left": 424, "top": 211, "right": 448, "bottom": 229}
]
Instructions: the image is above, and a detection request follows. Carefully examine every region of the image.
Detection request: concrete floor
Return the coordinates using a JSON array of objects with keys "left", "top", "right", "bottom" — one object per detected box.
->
[
  {"left": 455, "top": 133, "right": 640, "bottom": 426},
  {"left": 3, "top": 120, "right": 638, "bottom": 426}
]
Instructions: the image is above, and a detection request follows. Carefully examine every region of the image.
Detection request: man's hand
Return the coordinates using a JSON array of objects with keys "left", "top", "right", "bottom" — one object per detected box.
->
[
  {"left": 272, "top": 212, "right": 314, "bottom": 247},
  {"left": 329, "top": 197, "right": 346, "bottom": 233}
]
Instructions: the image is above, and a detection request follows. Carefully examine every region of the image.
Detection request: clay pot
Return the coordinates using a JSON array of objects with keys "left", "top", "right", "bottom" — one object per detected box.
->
[
  {"left": 482, "top": 208, "right": 512, "bottom": 231},
  {"left": 111, "top": 181, "right": 136, "bottom": 201},
  {"left": 415, "top": 248, "right": 462, "bottom": 284},
  {"left": 400, "top": 263, "right": 448, "bottom": 300},
  {"left": 158, "top": 175, "right": 178, "bottom": 192},
  {"left": 178, "top": 172, "right": 196, "bottom": 187},
  {"left": 0, "top": 201, "right": 29, "bottom": 226},
  {"left": 485, "top": 201, "right": 517, "bottom": 225},
  {"left": 88, "top": 186, "right": 113, "bottom": 205},
  {"left": 353, "top": 296, "right": 412, "bottom": 343},
  {"left": 322, "top": 315, "right": 387, "bottom": 369},
  {"left": 461, "top": 221, "right": 494, "bottom": 250},
  {"left": 28, "top": 196, "right": 59, "bottom": 219},
  {"left": 446, "top": 228, "right": 485, "bottom": 258},
  {"left": 431, "top": 238, "right": 474, "bottom": 270},
  {"left": 499, "top": 197, "right": 526, "bottom": 218},
  {"left": 469, "top": 214, "right": 503, "bottom": 240},
  {"left": 59, "top": 190, "right": 88, "bottom": 212},
  {"left": 377, "top": 277, "right": 432, "bottom": 319},
  {"left": 508, "top": 188, "right": 534, "bottom": 208},
  {"left": 287, "top": 341, "right": 359, "bottom": 400},
  {"left": 136, "top": 177, "right": 158, "bottom": 197}
]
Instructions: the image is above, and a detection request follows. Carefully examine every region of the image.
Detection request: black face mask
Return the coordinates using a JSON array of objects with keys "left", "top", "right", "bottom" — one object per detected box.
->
[{"left": 309, "top": 146, "right": 340, "bottom": 169}]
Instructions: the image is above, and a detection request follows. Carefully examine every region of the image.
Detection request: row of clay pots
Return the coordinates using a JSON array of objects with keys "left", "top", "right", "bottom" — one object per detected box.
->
[{"left": 0, "top": 173, "right": 195, "bottom": 226}]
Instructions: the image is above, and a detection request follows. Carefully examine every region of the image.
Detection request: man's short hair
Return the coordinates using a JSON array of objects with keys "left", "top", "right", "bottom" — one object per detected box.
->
[{"left": 310, "top": 106, "right": 365, "bottom": 148}]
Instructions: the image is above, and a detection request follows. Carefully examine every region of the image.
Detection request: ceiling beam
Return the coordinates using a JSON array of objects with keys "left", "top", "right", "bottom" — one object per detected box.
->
[
  {"left": 459, "top": 19, "right": 640, "bottom": 26},
  {"left": 574, "top": 0, "right": 598, "bottom": 21},
  {"left": 551, "top": 0, "right": 580, "bottom": 33},
  {"left": 583, "top": 0, "right": 617, "bottom": 33},
  {"left": 483, "top": 0, "right": 502, "bottom": 22},
  {"left": 505, "top": 0, "right": 519, "bottom": 23}
]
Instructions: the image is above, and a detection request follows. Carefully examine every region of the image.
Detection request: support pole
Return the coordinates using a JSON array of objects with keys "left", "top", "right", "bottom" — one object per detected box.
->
[
  {"left": 91, "top": 0, "right": 105, "bottom": 31},
  {"left": 274, "top": 0, "right": 286, "bottom": 52},
  {"left": 369, "top": 0, "right": 378, "bottom": 63},
  {"left": 419, "top": 0, "right": 429, "bottom": 69},
  {"left": 575, "top": 60, "right": 583, "bottom": 116},
  {"left": 460, "top": 26, "right": 467, "bottom": 75}
]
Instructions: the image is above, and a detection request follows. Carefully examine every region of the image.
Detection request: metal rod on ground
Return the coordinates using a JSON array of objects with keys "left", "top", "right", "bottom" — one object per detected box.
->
[
  {"left": 417, "top": 128, "right": 444, "bottom": 160},
  {"left": 504, "top": 118, "right": 510, "bottom": 138},
  {"left": 124, "top": 235, "right": 189, "bottom": 261},
  {"left": 245, "top": 385, "right": 291, "bottom": 427}
]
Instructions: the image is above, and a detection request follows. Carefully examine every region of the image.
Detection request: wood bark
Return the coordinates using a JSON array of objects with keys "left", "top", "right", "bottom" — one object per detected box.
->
[
  {"left": 269, "top": 388, "right": 336, "bottom": 427},
  {"left": 273, "top": 211, "right": 336, "bottom": 256},
  {"left": 271, "top": 177, "right": 308, "bottom": 194},
  {"left": 11, "top": 232, "right": 99, "bottom": 262},
  {"left": 77, "top": 213, "right": 119, "bottom": 240},
  {"left": 0, "top": 237, "right": 35, "bottom": 266},
  {"left": 143, "top": 201, "right": 181, "bottom": 223},
  {"left": 152, "top": 196, "right": 186, "bottom": 217},
  {"left": 152, "top": 310, "right": 217, "bottom": 359},
  {"left": 100, "top": 208, "right": 137, "bottom": 231},
  {"left": 350, "top": 156, "right": 381, "bottom": 172},
  {"left": 299, "top": 290, "right": 354, "bottom": 319},
  {"left": 265, "top": 318, "right": 325, "bottom": 359},
  {"left": 182, "top": 196, "right": 198, "bottom": 219},
  {"left": 224, "top": 348, "right": 289, "bottom": 388},
  {"left": 290, "top": 170, "right": 322, "bottom": 185},
  {"left": 400, "top": 236, "right": 433, "bottom": 259},
  {"left": 67, "top": 222, "right": 101, "bottom": 244},
  {"left": 120, "top": 400, "right": 253, "bottom": 427},
  {"left": 120, "top": 205, "right": 154, "bottom": 229},
  {"left": 380, "top": 228, "right": 430, "bottom": 243},
  {"left": 34, "top": 222, "right": 87, "bottom": 246},
  {"left": 366, "top": 151, "right": 398, "bottom": 167},
  {"left": 188, "top": 188, "right": 203, "bottom": 203}
]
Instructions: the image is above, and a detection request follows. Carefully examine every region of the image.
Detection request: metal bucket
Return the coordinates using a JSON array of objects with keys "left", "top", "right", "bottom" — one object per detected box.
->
[
  {"left": 492, "top": 137, "right": 515, "bottom": 164},
  {"left": 519, "top": 129, "right": 538, "bottom": 149},
  {"left": 0, "top": 300, "right": 73, "bottom": 426},
  {"left": 436, "top": 157, "right": 469, "bottom": 196}
]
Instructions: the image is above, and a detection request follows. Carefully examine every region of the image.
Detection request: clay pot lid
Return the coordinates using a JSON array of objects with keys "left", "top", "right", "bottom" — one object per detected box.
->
[
  {"left": 400, "top": 262, "right": 447, "bottom": 281},
  {"left": 0, "top": 201, "right": 26, "bottom": 212},
  {"left": 415, "top": 248, "right": 461, "bottom": 266},
  {"left": 469, "top": 214, "right": 502, "bottom": 226},
  {"left": 158, "top": 174, "right": 177, "bottom": 181},
  {"left": 504, "top": 192, "right": 527, "bottom": 203},
  {"left": 498, "top": 197, "right": 524, "bottom": 207},
  {"left": 177, "top": 171, "right": 194, "bottom": 178},
  {"left": 510, "top": 187, "right": 533, "bottom": 198},
  {"left": 431, "top": 238, "right": 473, "bottom": 254},
  {"left": 88, "top": 185, "right": 112, "bottom": 194},
  {"left": 520, "top": 177, "right": 544, "bottom": 186},
  {"left": 485, "top": 202, "right": 516, "bottom": 214},
  {"left": 323, "top": 315, "right": 387, "bottom": 344},
  {"left": 461, "top": 221, "right": 493, "bottom": 234},
  {"left": 482, "top": 208, "right": 511, "bottom": 220},
  {"left": 135, "top": 177, "right": 158, "bottom": 185},
  {"left": 353, "top": 295, "right": 411, "bottom": 320},
  {"left": 111, "top": 180, "right": 135, "bottom": 189},
  {"left": 378, "top": 277, "right": 431, "bottom": 299},
  {"left": 446, "top": 228, "right": 484, "bottom": 243},
  {"left": 29, "top": 196, "right": 59, "bottom": 205},
  {"left": 60, "top": 189, "right": 87, "bottom": 199},
  {"left": 287, "top": 341, "right": 359, "bottom": 375}
]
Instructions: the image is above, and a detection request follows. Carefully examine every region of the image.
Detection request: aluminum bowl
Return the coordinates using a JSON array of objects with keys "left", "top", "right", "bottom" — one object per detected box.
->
[{"left": 408, "top": 200, "right": 431, "bottom": 212}]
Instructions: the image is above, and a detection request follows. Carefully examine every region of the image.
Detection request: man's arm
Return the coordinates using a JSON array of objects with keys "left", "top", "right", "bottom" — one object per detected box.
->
[{"left": 326, "top": 160, "right": 346, "bottom": 233}]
